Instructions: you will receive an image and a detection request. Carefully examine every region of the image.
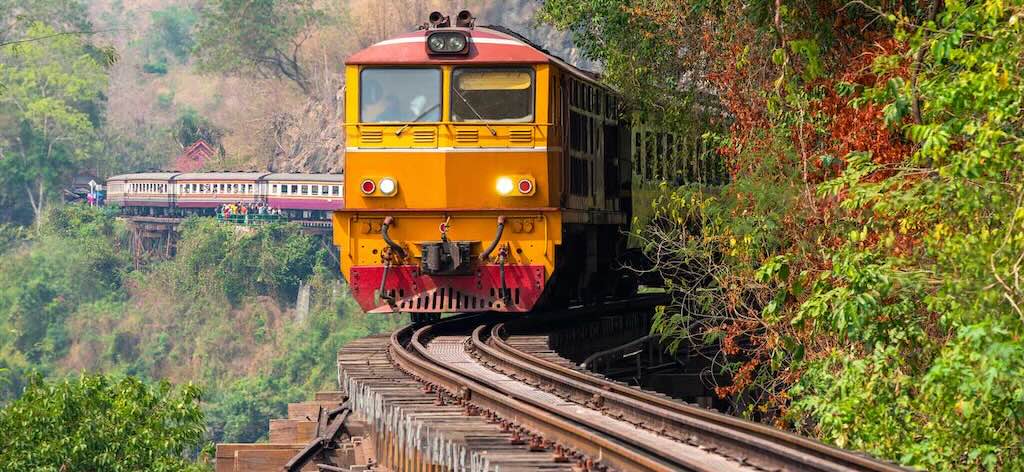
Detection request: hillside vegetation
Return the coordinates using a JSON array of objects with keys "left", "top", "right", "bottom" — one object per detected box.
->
[
  {"left": 0, "top": 206, "right": 401, "bottom": 443},
  {"left": 543, "top": 0, "right": 1024, "bottom": 469}
]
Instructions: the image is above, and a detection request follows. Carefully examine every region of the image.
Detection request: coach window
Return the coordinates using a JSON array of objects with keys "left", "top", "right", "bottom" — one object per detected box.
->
[
  {"left": 290, "top": 184, "right": 298, "bottom": 194},
  {"left": 311, "top": 185, "right": 320, "bottom": 196},
  {"left": 332, "top": 186, "right": 340, "bottom": 196},
  {"left": 360, "top": 68, "right": 442, "bottom": 123},
  {"left": 451, "top": 68, "right": 534, "bottom": 122}
]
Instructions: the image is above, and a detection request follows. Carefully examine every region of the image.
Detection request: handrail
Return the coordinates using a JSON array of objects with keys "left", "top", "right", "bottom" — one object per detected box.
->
[{"left": 215, "top": 214, "right": 286, "bottom": 225}]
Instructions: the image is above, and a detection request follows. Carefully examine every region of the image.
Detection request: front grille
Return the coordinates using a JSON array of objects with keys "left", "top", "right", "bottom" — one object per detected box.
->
[{"left": 380, "top": 286, "right": 522, "bottom": 312}]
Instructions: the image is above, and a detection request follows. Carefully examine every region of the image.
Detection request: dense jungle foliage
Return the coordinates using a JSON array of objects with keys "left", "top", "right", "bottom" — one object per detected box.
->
[
  {"left": 543, "top": 0, "right": 1024, "bottom": 469},
  {"left": 0, "top": 374, "right": 208, "bottom": 471},
  {"left": 0, "top": 205, "right": 400, "bottom": 445}
]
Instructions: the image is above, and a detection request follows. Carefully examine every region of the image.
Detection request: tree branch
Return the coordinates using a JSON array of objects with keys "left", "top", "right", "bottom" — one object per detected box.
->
[{"left": 0, "top": 29, "right": 118, "bottom": 48}]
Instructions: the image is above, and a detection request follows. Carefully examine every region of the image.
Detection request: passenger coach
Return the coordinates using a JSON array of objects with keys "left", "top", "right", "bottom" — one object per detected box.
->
[
  {"left": 334, "top": 11, "right": 636, "bottom": 319},
  {"left": 106, "top": 172, "right": 343, "bottom": 219}
]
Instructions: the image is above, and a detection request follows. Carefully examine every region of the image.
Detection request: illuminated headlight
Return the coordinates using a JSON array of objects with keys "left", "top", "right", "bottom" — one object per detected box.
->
[
  {"left": 496, "top": 177, "right": 515, "bottom": 195},
  {"left": 378, "top": 177, "right": 397, "bottom": 196},
  {"left": 427, "top": 32, "right": 469, "bottom": 54}
]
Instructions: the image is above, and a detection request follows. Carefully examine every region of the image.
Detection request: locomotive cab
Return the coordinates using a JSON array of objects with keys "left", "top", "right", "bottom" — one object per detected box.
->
[{"left": 333, "top": 13, "right": 633, "bottom": 315}]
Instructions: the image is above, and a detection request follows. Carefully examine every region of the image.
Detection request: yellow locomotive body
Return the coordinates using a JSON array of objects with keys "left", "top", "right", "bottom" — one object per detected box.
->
[{"left": 334, "top": 21, "right": 633, "bottom": 315}]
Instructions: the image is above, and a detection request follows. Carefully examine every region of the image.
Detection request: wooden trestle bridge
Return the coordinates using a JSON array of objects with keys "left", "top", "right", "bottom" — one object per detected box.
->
[{"left": 215, "top": 298, "right": 906, "bottom": 472}]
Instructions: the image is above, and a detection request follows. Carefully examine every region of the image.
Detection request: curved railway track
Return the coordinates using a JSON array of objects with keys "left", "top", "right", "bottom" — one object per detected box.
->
[{"left": 387, "top": 299, "right": 908, "bottom": 472}]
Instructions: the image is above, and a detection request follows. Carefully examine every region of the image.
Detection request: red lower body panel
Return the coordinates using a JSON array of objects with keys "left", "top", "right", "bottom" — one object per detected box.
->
[{"left": 350, "top": 265, "right": 545, "bottom": 313}]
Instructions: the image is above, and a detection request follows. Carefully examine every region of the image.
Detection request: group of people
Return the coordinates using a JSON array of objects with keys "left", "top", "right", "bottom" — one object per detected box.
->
[
  {"left": 86, "top": 190, "right": 105, "bottom": 206},
  {"left": 219, "top": 202, "right": 281, "bottom": 223}
]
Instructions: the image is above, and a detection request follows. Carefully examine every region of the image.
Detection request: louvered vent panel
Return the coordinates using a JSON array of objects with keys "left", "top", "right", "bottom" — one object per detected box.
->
[
  {"left": 361, "top": 129, "right": 383, "bottom": 145},
  {"left": 412, "top": 129, "right": 436, "bottom": 145},
  {"left": 455, "top": 129, "right": 479, "bottom": 144},
  {"left": 509, "top": 129, "right": 533, "bottom": 144}
]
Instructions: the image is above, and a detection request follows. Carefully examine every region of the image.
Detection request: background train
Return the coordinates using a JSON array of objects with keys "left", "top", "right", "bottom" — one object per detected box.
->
[
  {"left": 106, "top": 172, "right": 343, "bottom": 220},
  {"left": 332, "top": 11, "right": 715, "bottom": 319}
]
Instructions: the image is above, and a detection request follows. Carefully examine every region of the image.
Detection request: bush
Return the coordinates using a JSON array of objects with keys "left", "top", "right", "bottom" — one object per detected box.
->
[{"left": 0, "top": 373, "right": 208, "bottom": 471}]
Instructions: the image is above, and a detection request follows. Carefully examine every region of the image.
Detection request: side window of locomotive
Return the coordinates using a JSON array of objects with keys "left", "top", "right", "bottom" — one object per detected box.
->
[
  {"left": 360, "top": 68, "right": 442, "bottom": 123},
  {"left": 451, "top": 68, "right": 534, "bottom": 122}
]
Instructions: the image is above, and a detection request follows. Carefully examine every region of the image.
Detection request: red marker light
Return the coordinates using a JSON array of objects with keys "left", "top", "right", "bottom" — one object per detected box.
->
[
  {"left": 360, "top": 179, "right": 376, "bottom": 195},
  {"left": 518, "top": 179, "right": 534, "bottom": 194}
]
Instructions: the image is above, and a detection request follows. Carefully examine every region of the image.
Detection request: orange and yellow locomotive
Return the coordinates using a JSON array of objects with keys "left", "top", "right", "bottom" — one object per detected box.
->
[{"left": 334, "top": 11, "right": 636, "bottom": 319}]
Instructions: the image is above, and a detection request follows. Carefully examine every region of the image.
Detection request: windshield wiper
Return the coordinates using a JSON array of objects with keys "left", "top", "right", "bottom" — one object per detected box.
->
[
  {"left": 395, "top": 103, "right": 441, "bottom": 136},
  {"left": 453, "top": 88, "right": 497, "bottom": 136}
]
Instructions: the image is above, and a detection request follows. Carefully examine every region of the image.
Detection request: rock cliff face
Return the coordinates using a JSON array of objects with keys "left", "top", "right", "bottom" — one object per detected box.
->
[
  {"left": 266, "top": 1, "right": 589, "bottom": 174},
  {"left": 266, "top": 95, "right": 345, "bottom": 173}
]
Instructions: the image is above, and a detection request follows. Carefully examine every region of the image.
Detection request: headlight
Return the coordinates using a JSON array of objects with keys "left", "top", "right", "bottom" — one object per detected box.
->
[
  {"left": 378, "top": 177, "right": 397, "bottom": 196},
  {"left": 496, "top": 177, "right": 514, "bottom": 195},
  {"left": 446, "top": 35, "right": 466, "bottom": 51},
  {"left": 426, "top": 32, "right": 469, "bottom": 54},
  {"left": 428, "top": 35, "right": 446, "bottom": 51}
]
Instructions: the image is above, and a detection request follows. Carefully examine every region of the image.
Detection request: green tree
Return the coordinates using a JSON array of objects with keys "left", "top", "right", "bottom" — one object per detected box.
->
[
  {"left": 174, "top": 108, "right": 224, "bottom": 149},
  {"left": 790, "top": 2, "right": 1024, "bottom": 468},
  {"left": 0, "top": 22, "right": 109, "bottom": 223},
  {"left": 0, "top": 205, "right": 130, "bottom": 374},
  {"left": 538, "top": 0, "right": 720, "bottom": 128},
  {"left": 545, "top": 0, "right": 1024, "bottom": 469},
  {"left": 0, "top": 0, "right": 92, "bottom": 45},
  {"left": 193, "top": 0, "right": 330, "bottom": 95},
  {"left": 0, "top": 373, "right": 208, "bottom": 471},
  {"left": 148, "top": 6, "right": 197, "bottom": 64}
]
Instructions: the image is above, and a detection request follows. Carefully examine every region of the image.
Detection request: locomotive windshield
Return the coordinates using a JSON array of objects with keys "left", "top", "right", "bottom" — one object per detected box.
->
[
  {"left": 360, "top": 68, "right": 442, "bottom": 123},
  {"left": 451, "top": 67, "right": 534, "bottom": 123}
]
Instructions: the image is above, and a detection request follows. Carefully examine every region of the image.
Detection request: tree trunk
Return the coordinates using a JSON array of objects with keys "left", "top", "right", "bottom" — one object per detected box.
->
[{"left": 25, "top": 179, "right": 46, "bottom": 224}]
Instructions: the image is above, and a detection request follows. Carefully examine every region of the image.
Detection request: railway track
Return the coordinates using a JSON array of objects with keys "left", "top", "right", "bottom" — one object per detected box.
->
[{"left": 386, "top": 299, "right": 908, "bottom": 472}]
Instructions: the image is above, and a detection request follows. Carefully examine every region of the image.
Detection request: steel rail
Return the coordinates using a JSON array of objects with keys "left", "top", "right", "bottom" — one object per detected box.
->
[
  {"left": 480, "top": 319, "right": 910, "bottom": 472},
  {"left": 387, "top": 314, "right": 725, "bottom": 472}
]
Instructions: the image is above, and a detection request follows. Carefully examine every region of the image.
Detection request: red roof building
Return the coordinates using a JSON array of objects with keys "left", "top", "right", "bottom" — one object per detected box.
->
[{"left": 173, "top": 140, "right": 214, "bottom": 172}]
